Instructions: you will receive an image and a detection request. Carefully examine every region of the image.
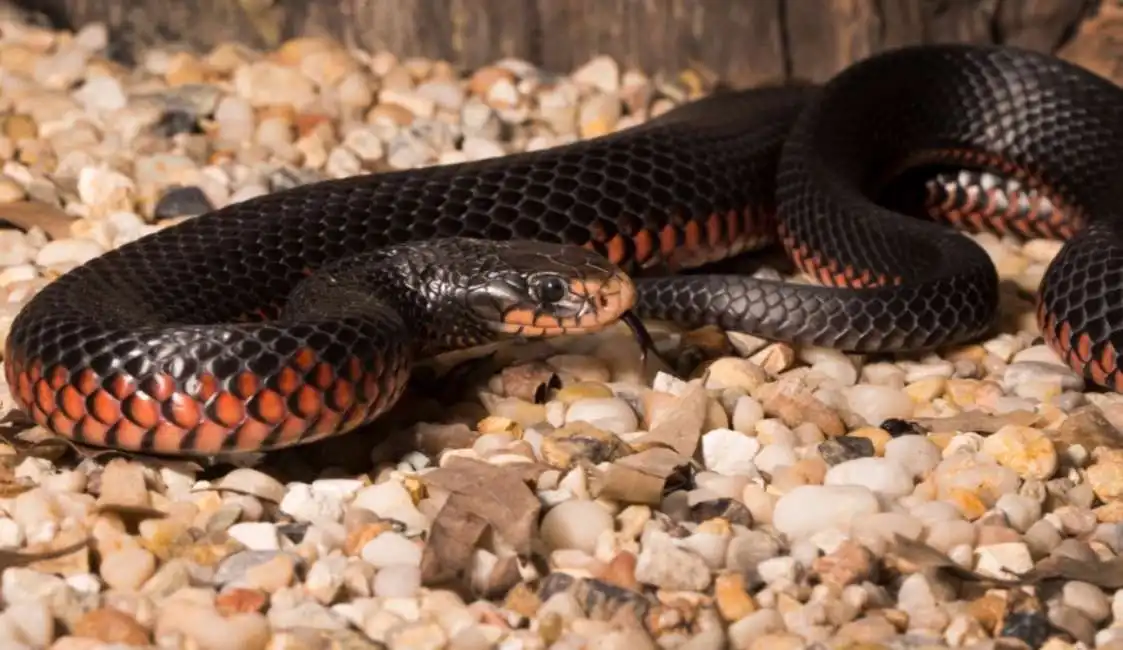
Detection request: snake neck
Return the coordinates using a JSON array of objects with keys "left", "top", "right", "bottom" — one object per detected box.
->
[{"left": 280, "top": 240, "right": 505, "bottom": 358}]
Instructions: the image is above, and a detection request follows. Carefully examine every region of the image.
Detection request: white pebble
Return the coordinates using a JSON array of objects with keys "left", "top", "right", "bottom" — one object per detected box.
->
[
  {"left": 843, "top": 385, "right": 913, "bottom": 427},
  {"left": 361, "top": 532, "right": 422, "bottom": 568},
  {"left": 824, "top": 457, "right": 914, "bottom": 499},
  {"left": 994, "top": 493, "right": 1041, "bottom": 533},
  {"left": 227, "top": 522, "right": 281, "bottom": 551},
  {"left": 373, "top": 565, "right": 422, "bottom": 598},
  {"left": 974, "top": 542, "right": 1034, "bottom": 579},
  {"left": 884, "top": 435, "right": 942, "bottom": 479},
  {"left": 279, "top": 483, "right": 344, "bottom": 525},
  {"left": 564, "top": 397, "right": 637, "bottom": 434},
  {"left": 772, "top": 485, "right": 881, "bottom": 539},
  {"left": 753, "top": 443, "right": 798, "bottom": 474},
  {"left": 701, "top": 428, "right": 761, "bottom": 476},
  {"left": 539, "top": 499, "right": 612, "bottom": 553},
  {"left": 73, "top": 75, "right": 127, "bottom": 113},
  {"left": 0, "top": 232, "right": 34, "bottom": 267},
  {"left": 1063, "top": 580, "right": 1110, "bottom": 623},
  {"left": 34, "top": 238, "right": 104, "bottom": 267}
]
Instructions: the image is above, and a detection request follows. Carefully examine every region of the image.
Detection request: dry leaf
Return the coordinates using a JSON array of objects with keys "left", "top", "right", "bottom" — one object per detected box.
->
[
  {"left": 910, "top": 410, "right": 1040, "bottom": 434},
  {"left": 0, "top": 200, "right": 75, "bottom": 240},
  {"left": 631, "top": 380, "right": 708, "bottom": 456},
  {"left": 591, "top": 447, "right": 691, "bottom": 505},
  {"left": 0, "top": 535, "right": 91, "bottom": 572},
  {"left": 420, "top": 494, "right": 489, "bottom": 585},
  {"left": 419, "top": 456, "right": 544, "bottom": 556}
]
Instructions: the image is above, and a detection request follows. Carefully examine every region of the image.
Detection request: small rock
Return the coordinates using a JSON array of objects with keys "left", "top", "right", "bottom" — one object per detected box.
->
[
  {"left": 884, "top": 435, "right": 942, "bottom": 479},
  {"left": 824, "top": 457, "right": 914, "bottom": 499},
  {"left": 702, "top": 428, "right": 761, "bottom": 476},
  {"left": 772, "top": 485, "right": 881, "bottom": 539},
  {"left": 71, "top": 607, "right": 150, "bottom": 645},
  {"left": 100, "top": 547, "right": 156, "bottom": 591},
  {"left": 373, "top": 565, "right": 422, "bottom": 598},
  {"left": 974, "top": 542, "right": 1034, "bottom": 580},
  {"left": 843, "top": 385, "right": 914, "bottom": 427},
  {"left": 1062, "top": 580, "right": 1110, "bottom": 623},
  {"left": 634, "top": 530, "right": 711, "bottom": 591},
  {"left": 980, "top": 424, "right": 1058, "bottom": 480},
  {"left": 539, "top": 499, "right": 613, "bottom": 553},
  {"left": 360, "top": 532, "right": 422, "bottom": 569},
  {"left": 818, "top": 436, "right": 874, "bottom": 466},
  {"left": 564, "top": 397, "right": 637, "bottom": 434},
  {"left": 153, "top": 185, "right": 214, "bottom": 219}
]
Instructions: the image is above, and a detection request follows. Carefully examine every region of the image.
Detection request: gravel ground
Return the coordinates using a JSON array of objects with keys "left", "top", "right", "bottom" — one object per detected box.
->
[{"left": 0, "top": 15, "right": 1122, "bottom": 650}]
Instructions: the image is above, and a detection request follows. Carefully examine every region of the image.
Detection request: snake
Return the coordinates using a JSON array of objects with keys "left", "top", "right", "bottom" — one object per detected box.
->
[{"left": 4, "top": 42, "right": 1123, "bottom": 456}]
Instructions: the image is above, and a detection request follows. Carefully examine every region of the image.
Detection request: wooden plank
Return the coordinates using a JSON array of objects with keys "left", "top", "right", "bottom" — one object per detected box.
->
[{"left": 3, "top": 0, "right": 1101, "bottom": 84}]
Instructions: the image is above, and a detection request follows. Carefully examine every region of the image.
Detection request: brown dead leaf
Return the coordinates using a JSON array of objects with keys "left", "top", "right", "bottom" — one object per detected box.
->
[
  {"left": 27, "top": 527, "right": 90, "bottom": 575},
  {"left": 0, "top": 534, "right": 91, "bottom": 572},
  {"left": 631, "top": 380, "right": 708, "bottom": 456},
  {"left": 0, "top": 200, "right": 75, "bottom": 239},
  {"left": 419, "top": 456, "right": 544, "bottom": 556},
  {"left": 910, "top": 410, "right": 1040, "bottom": 434},
  {"left": 591, "top": 446, "right": 692, "bottom": 505},
  {"left": 419, "top": 493, "right": 489, "bottom": 586},
  {"left": 887, "top": 534, "right": 1123, "bottom": 589}
]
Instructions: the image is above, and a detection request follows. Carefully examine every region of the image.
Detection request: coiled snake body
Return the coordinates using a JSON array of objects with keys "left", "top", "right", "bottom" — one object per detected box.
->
[{"left": 6, "top": 43, "right": 1123, "bottom": 455}]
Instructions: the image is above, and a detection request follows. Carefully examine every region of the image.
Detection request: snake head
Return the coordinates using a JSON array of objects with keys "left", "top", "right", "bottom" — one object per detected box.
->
[{"left": 464, "top": 241, "right": 637, "bottom": 339}]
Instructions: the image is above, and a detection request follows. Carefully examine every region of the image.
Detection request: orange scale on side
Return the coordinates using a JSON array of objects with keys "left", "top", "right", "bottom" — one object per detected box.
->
[
  {"left": 151, "top": 421, "right": 189, "bottom": 454},
  {"left": 234, "top": 371, "right": 260, "bottom": 399},
  {"left": 111, "top": 420, "right": 149, "bottom": 451},
  {"left": 191, "top": 420, "right": 233, "bottom": 455},
  {"left": 346, "top": 357, "right": 363, "bottom": 383},
  {"left": 293, "top": 347, "right": 317, "bottom": 372},
  {"left": 48, "top": 411, "right": 76, "bottom": 438},
  {"left": 34, "top": 381, "right": 56, "bottom": 414},
  {"left": 59, "top": 385, "right": 86, "bottom": 421},
  {"left": 166, "top": 393, "right": 203, "bottom": 430},
  {"left": 310, "top": 363, "right": 335, "bottom": 390},
  {"left": 276, "top": 415, "right": 313, "bottom": 447},
  {"left": 292, "top": 385, "right": 323, "bottom": 419},
  {"left": 88, "top": 389, "right": 123, "bottom": 425},
  {"left": 106, "top": 374, "right": 137, "bottom": 400},
  {"left": 329, "top": 380, "right": 355, "bottom": 413},
  {"left": 77, "top": 416, "right": 110, "bottom": 448},
  {"left": 210, "top": 392, "right": 247, "bottom": 428},
  {"left": 249, "top": 390, "right": 287, "bottom": 425},
  {"left": 75, "top": 369, "right": 99, "bottom": 395},
  {"left": 274, "top": 367, "right": 302, "bottom": 396},
  {"left": 27, "top": 359, "right": 42, "bottom": 383},
  {"left": 141, "top": 374, "right": 176, "bottom": 401},
  {"left": 122, "top": 393, "right": 161, "bottom": 429},
  {"left": 16, "top": 372, "right": 32, "bottom": 408},
  {"left": 233, "top": 420, "right": 274, "bottom": 452},
  {"left": 47, "top": 365, "right": 67, "bottom": 390},
  {"left": 196, "top": 373, "right": 220, "bottom": 402}
]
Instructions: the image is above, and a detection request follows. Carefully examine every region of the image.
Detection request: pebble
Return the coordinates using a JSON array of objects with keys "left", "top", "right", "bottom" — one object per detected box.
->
[
  {"left": 360, "top": 532, "right": 422, "bottom": 568},
  {"left": 564, "top": 397, "right": 638, "bottom": 434},
  {"left": 823, "top": 457, "right": 914, "bottom": 499},
  {"left": 99, "top": 547, "right": 156, "bottom": 591},
  {"left": 540, "top": 499, "right": 613, "bottom": 553},
  {"left": 772, "top": 485, "right": 881, "bottom": 539},
  {"left": 702, "top": 428, "right": 761, "bottom": 476},
  {"left": 153, "top": 185, "right": 214, "bottom": 218},
  {"left": 843, "top": 384, "right": 914, "bottom": 426},
  {"left": 980, "top": 424, "right": 1059, "bottom": 479}
]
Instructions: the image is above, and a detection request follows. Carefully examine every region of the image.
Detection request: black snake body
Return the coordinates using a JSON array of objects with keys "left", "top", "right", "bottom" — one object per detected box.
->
[{"left": 6, "top": 43, "right": 1123, "bottom": 454}]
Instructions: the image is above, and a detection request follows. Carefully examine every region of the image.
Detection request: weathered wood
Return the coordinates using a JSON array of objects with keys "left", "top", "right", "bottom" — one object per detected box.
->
[{"left": 8, "top": 0, "right": 1105, "bottom": 85}]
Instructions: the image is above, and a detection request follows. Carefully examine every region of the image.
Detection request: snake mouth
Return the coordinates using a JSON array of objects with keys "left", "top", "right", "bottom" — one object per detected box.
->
[{"left": 496, "top": 271, "right": 637, "bottom": 337}]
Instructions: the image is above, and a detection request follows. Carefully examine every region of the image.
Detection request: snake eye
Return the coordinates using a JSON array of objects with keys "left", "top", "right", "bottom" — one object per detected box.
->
[{"left": 531, "top": 274, "right": 569, "bottom": 304}]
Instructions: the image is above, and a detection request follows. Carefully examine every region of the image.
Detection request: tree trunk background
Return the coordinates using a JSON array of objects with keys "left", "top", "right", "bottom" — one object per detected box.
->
[{"left": 11, "top": 0, "right": 1123, "bottom": 86}]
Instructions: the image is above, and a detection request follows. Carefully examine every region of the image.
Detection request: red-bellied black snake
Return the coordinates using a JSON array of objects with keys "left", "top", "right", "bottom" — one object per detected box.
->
[{"left": 4, "top": 43, "right": 1121, "bottom": 455}]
